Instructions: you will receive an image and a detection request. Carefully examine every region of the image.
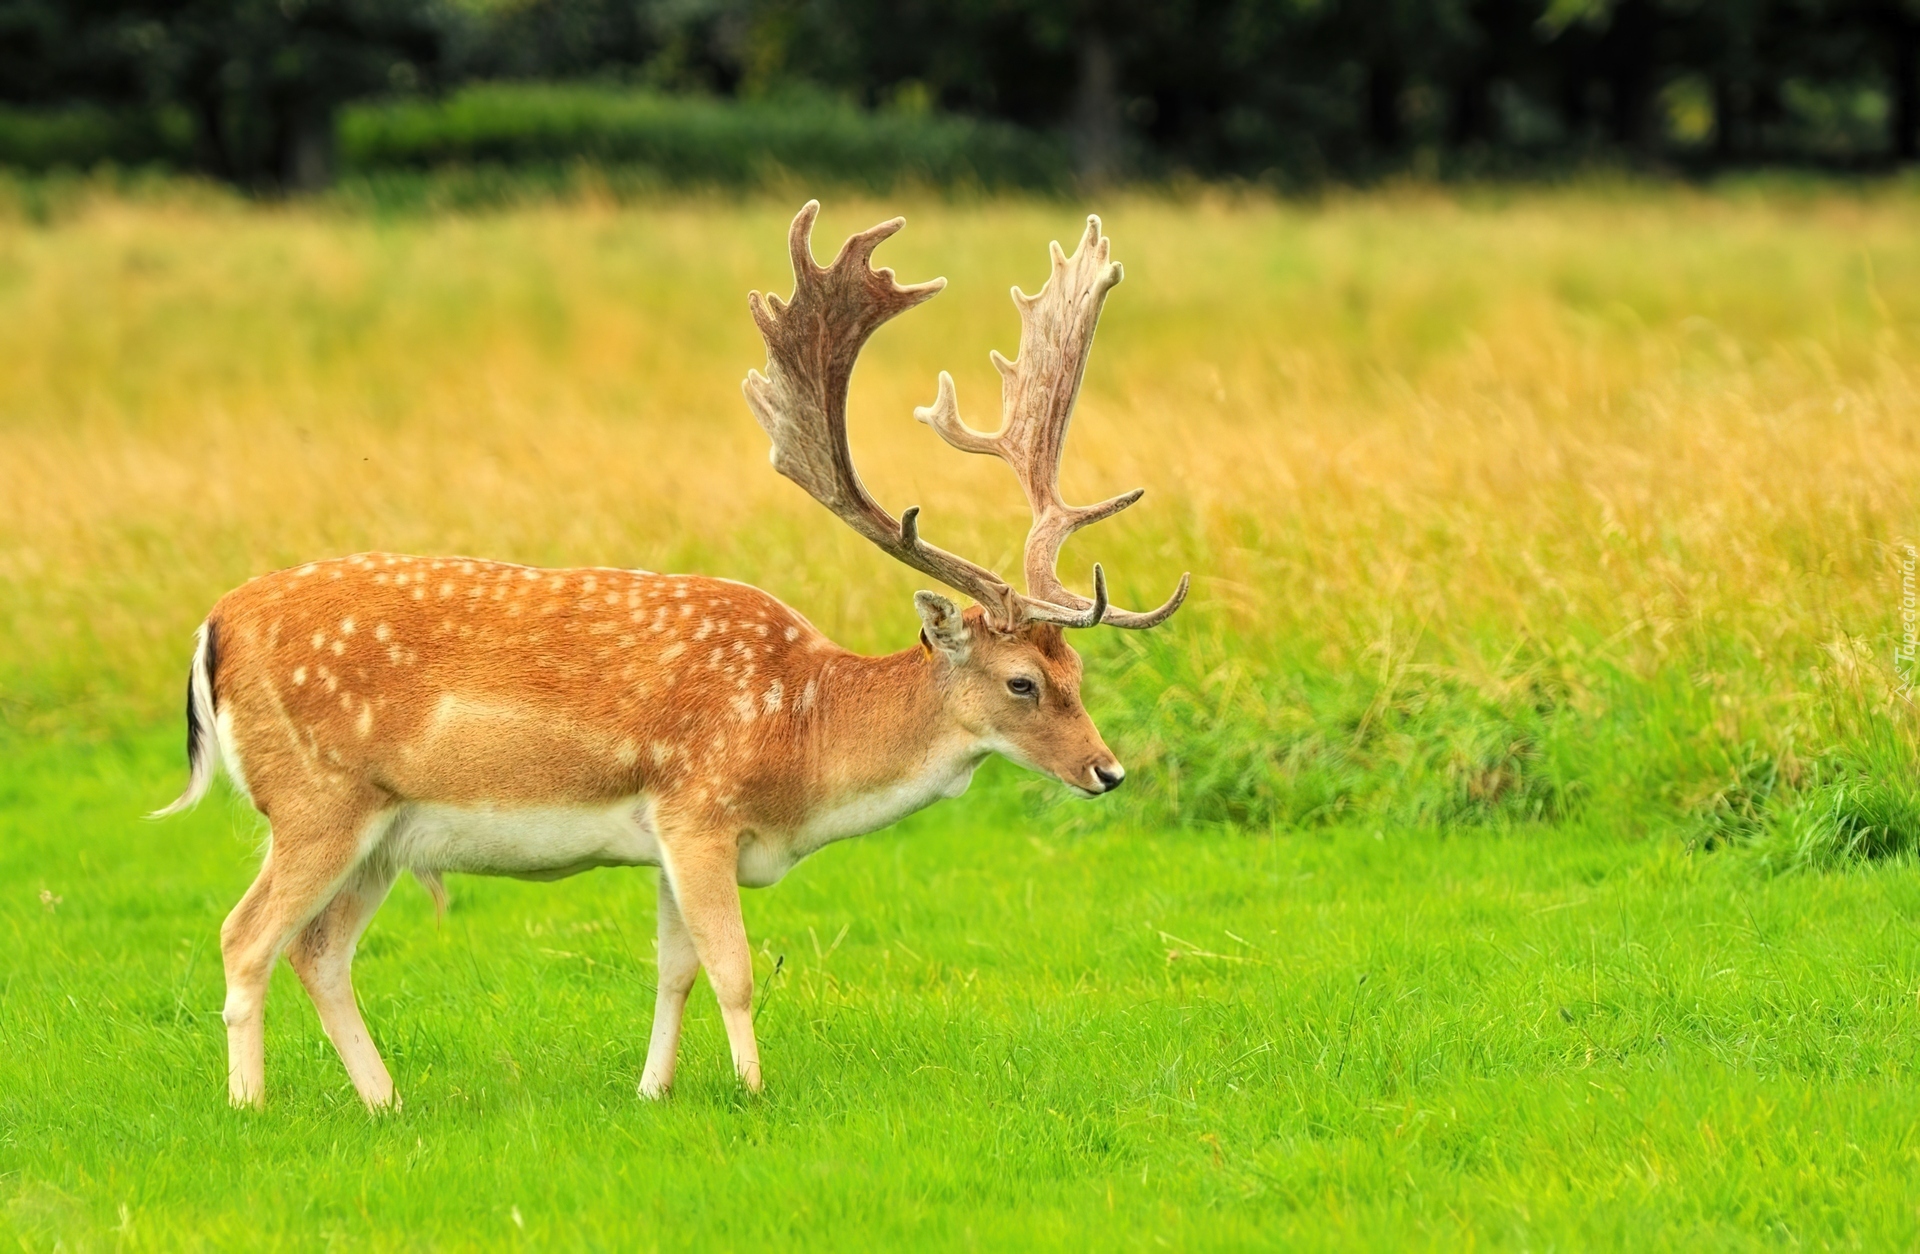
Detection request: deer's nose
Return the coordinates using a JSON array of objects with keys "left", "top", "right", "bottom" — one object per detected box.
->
[{"left": 1092, "top": 763, "right": 1126, "bottom": 793}]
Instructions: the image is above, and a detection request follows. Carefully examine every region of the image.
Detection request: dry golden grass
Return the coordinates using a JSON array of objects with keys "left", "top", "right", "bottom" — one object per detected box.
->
[{"left": 2, "top": 183, "right": 1916, "bottom": 791}]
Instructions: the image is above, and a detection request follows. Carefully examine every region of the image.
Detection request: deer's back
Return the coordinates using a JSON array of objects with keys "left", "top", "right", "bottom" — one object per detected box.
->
[{"left": 210, "top": 553, "right": 831, "bottom": 816}]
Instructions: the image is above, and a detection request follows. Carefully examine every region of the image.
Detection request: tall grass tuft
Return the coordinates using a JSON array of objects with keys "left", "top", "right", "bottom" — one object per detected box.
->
[
  {"left": 1748, "top": 639, "right": 1920, "bottom": 870},
  {"left": 1768, "top": 776, "right": 1920, "bottom": 870}
]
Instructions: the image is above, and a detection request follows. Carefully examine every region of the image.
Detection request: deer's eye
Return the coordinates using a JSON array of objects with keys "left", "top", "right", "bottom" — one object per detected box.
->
[{"left": 1006, "top": 676, "right": 1038, "bottom": 698}]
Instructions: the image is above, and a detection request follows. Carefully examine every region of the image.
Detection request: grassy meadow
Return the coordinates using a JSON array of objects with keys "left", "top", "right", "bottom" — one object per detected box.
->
[{"left": 3, "top": 178, "right": 1920, "bottom": 1247}]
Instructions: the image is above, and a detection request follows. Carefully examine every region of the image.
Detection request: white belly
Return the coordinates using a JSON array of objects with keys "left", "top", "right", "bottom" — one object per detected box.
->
[{"left": 385, "top": 796, "right": 661, "bottom": 881}]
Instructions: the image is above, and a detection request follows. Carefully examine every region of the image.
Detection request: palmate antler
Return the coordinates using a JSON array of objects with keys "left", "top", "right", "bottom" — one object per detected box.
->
[
  {"left": 914, "top": 215, "right": 1189, "bottom": 629},
  {"left": 743, "top": 200, "right": 1187, "bottom": 632}
]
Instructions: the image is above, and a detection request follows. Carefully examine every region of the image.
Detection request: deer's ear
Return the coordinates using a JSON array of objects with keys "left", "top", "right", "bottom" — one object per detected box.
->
[{"left": 914, "top": 591, "right": 972, "bottom": 664}]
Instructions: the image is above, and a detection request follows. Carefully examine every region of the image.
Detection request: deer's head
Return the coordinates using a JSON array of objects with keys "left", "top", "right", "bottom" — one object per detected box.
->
[
  {"left": 913, "top": 592, "right": 1122, "bottom": 795},
  {"left": 744, "top": 201, "right": 1188, "bottom": 796}
]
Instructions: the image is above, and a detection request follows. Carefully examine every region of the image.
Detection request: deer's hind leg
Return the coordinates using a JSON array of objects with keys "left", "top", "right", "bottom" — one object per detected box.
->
[
  {"left": 287, "top": 856, "right": 401, "bottom": 1109},
  {"left": 639, "top": 873, "right": 701, "bottom": 1099},
  {"left": 220, "top": 792, "right": 390, "bottom": 1109}
]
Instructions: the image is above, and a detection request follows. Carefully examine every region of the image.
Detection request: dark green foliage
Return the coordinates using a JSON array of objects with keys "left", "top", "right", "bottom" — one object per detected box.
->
[
  {"left": 733, "top": 0, "right": 1920, "bottom": 177},
  {"left": 3, "top": 0, "right": 1917, "bottom": 187},
  {"left": 0, "top": 0, "right": 440, "bottom": 187},
  {"left": 0, "top": 104, "right": 191, "bottom": 170},
  {"left": 140, "top": 0, "right": 442, "bottom": 188},
  {"left": 336, "top": 83, "right": 1068, "bottom": 193}
]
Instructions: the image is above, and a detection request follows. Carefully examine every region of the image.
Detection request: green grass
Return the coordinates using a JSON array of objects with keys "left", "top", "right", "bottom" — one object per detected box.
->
[{"left": 7, "top": 728, "right": 1920, "bottom": 1249}]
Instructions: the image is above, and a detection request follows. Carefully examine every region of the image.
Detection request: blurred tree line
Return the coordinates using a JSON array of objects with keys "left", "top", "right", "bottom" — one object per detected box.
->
[{"left": 2, "top": 0, "right": 1914, "bottom": 187}]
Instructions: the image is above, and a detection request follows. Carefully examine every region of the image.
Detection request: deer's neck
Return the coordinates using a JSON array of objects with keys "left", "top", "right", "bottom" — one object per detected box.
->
[{"left": 792, "top": 646, "right": 983, "bottom": 843}]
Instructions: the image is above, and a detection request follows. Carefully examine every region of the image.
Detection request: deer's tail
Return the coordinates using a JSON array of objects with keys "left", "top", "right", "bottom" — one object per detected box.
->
[{"left": 149, "top": 619, "right": 220, "bottom": 819}]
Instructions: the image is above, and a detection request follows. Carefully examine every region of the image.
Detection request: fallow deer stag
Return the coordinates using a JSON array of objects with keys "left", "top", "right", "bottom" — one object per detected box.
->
[{"left": 153, "top": 201, "right": 1188, "bottom": 1109}]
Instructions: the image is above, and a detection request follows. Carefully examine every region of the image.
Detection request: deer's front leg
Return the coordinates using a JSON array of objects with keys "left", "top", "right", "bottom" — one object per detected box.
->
[
  {"left": 658, "top": 829, "right": 762, "bottom": 1093},
  {"left": 639, "top": 874, "right": 700, "bottom": 1099}
]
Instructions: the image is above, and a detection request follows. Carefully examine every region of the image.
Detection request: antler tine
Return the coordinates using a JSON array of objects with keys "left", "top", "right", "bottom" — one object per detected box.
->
[
  {"left": 744, "top": 201, "right": 1023, "bottom": 625},
  {"left": 913, "top": 214, "right": 1190, "bottom": 630}
]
